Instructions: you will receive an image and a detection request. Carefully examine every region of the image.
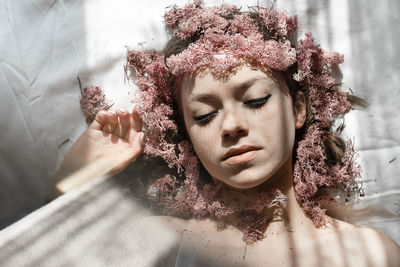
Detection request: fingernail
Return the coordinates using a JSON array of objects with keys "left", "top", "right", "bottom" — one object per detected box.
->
[
  {"left": 133, "top": 103, "right": 141, "bottom": 111},
  {"left": 140, "top": 132, "right": 144, "bottom": 144},
  {"left": 118, "top": 108, "right": 125, "bottom": 113},
  {"left": 110, "top": 110, "right": 116, "bottom": 115}
]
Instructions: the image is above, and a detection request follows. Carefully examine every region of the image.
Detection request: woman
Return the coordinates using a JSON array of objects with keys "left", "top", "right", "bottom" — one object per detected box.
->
[{"left": 54, "top": 1, "right": 400, "bottom": 266}]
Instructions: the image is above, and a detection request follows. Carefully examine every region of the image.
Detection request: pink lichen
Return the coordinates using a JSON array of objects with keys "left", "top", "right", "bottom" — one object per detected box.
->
[
  {"left": 166, "top": 34, "right": 296, "bottom": 77},
  {"left": 259, "top": 6, "right": 294, "bottom": 38},
  {"left": 79, "top": 86, "right": 112, "bottom": 123},
  {"left": 293, "top": 125, "right": 361, "bottom": 225},
  {"left": 164, "top": 1, "right": 239, "bottom": 40},
  {"left": 228, "top": 13, "right": 260, "bottom": 37},
  {"left": 124, "top": 1, "right": 362, "bottom": 242},
  {"left": 239, "top": 189, "right": 288, "bottom": 243}
]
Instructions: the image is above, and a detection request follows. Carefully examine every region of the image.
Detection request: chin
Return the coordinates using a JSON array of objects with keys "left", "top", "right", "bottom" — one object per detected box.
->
[{"left": 224, "top": 170, "right": 273, "bottom": 190}]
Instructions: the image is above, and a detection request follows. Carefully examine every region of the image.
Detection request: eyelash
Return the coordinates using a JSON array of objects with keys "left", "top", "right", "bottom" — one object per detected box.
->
[
  {"left": 193, "top": 111, "right": 218, "bottom": 125},
  {"left": 193, "top": 94, "right": 271, "bottom": 125},
  {"left": 243, "top": 94, "right": 271, "bottom": 108}
]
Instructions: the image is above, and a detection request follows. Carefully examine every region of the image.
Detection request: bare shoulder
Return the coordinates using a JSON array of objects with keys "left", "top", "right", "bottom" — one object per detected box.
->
[
  {"left": 325, "top": 218, "right": 400, "bottom": 267},
  {"left": 356, "top": 224, "right": 400, "bottom": 266}
]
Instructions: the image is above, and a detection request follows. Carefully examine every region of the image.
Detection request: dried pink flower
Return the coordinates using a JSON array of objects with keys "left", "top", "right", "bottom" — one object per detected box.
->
[
  {"left": 164, "top": 1, "right": 239, "bottom": 40},
  {"left": 293, "top": 125, "right": 361, "bottom": 225},
  {"left": 123, "top": 1, "right": 362, "bottom": 242},
  {"left": 228, "top": 13, "right": 260, "bottom": 37},
  {"left": 259, "top": 7, "right": 292, "bottom": 38},
  {"left": 166, "top": 34, "right": 296, "bottom": 77},
  {"left": 79, "top": 86, "right": 112, "bottom": 123}
]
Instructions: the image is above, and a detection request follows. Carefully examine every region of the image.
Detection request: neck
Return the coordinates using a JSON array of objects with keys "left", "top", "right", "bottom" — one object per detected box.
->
[{"left": 219, "top": 154, "right": 314, "bottom": 234}]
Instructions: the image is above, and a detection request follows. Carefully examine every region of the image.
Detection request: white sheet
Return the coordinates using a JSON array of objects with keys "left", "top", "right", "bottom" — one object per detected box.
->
[{"left": 0, "top": 0, "right": 399, "bottom": 265}]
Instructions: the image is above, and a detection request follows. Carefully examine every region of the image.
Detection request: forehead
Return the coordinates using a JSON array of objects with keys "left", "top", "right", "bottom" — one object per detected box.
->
[{"left": 180, "top": 65, "right": 277, "bottom": 98}]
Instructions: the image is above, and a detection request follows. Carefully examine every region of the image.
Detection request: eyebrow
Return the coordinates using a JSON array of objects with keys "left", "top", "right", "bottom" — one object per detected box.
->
[{"left": 188, "top": 77, "right": 267, "bottom": 103}]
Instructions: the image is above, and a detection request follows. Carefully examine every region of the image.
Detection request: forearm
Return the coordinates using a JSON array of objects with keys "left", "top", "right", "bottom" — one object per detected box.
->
[{"left": 51, "top": 157, "right": 115, "bottom": 199}]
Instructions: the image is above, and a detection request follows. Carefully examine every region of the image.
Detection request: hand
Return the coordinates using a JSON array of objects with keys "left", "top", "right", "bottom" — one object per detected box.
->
[{"left": 54, "top": 106, "right": 143, "bottom": 193}]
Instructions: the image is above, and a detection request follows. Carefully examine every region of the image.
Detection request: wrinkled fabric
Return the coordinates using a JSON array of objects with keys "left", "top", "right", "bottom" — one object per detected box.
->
[{"left": 0, "top": 0, "right": 399, "bottom": 266}]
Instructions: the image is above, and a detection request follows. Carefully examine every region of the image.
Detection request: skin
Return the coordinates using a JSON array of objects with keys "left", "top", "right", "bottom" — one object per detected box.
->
[
  {"left": 180, "top": 65, "right": 304, "bottom": 189},
  {"left": 54, "top": 66, "right": 400, "bottom": 266},
  {"left": 53, "top": 106, "right": 143, "bottom": 195},
  {"left": 168, "top": 65, "right": 400, "bottom": 266}
]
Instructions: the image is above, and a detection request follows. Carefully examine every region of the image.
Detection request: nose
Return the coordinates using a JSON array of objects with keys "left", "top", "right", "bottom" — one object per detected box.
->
[{"left": 221, "top": 108, "right": 248, "bottom": 139}]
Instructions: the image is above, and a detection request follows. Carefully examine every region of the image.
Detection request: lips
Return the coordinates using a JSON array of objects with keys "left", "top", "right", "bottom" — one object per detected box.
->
[{"left": 221, "top": 145, "right": 261, "bottom": 163}]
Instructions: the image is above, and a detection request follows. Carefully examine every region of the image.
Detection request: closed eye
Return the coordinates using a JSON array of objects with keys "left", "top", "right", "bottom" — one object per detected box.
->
[
  {"left": 243, "top": 94, "right": 271, "bottom": 108},
  {"left": 193, "top": 110, "right": 218, "bottom": 125}
]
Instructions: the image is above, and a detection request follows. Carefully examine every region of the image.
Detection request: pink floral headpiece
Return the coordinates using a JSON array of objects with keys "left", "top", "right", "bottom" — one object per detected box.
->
[
  {"left": 164, "top": 1, "right": 297, "bottom": 76},
  {"left": 125, "top": 0, "right": 361, "bottom": 242}
]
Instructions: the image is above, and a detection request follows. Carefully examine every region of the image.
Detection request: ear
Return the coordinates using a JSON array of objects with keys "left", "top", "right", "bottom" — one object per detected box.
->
[{"left": 294, "top": 91, "right": 307, "bottom": 129}]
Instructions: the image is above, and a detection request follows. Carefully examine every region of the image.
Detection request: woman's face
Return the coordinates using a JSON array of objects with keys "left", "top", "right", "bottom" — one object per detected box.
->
[{"left": 180, "top": 65, "right": 304, "bottom": 189}]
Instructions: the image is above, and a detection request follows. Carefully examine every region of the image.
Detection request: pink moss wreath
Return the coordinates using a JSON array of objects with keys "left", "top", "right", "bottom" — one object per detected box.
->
[{"left": 123, "top": 0, "right": 361, "bottom": 243}]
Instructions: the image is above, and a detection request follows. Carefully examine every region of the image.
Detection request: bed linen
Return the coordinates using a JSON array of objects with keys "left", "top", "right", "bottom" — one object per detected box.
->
[{"left": 0, "top": 0, "right": 399, "bottom": 265}]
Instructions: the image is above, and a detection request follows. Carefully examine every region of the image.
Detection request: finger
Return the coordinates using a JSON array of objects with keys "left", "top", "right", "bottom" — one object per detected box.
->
[
  {"left": 114, "top": 108, "right": 130, "bottom": 137},
  {"left": 126, "top": 119, "right": 144, "bottom": 145},
  {"left": 125, "top": 132, "right": 144, "bottom": 160},
  {"left": 131, "top": 104, "right": 142, "bottom": 133},
  {"left": 129, "top": 132, "right": 144, "bottom": 159},
  {"left": 89, "top": 110, "right": 107, "bottom": 130},
  {"left": 103, "top": 111, "right": 118, "bottom": 133}
]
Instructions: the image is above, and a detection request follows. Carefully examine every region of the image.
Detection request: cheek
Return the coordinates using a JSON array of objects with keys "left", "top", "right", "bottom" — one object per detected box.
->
[
  {"left": 261, "top": 96, "right": 296, "bottom": 152},
  {"left": 185, "top": 121, "right": 219, "bottom": 169},
  {"left": 187, "top": 127, "right": 224, "bottom": 179},
  {"left": 188, "top": 126, "right": 217, "bottom": 158},
  {"left": 278, "top": 97, "right": 296, "bottom": 150}
]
